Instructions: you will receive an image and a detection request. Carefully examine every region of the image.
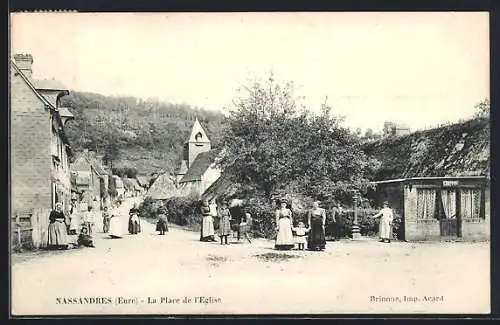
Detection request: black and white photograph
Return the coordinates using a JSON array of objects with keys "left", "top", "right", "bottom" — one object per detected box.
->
[{"left": 9, "top": 12, "right": 490, "bottom": 315}]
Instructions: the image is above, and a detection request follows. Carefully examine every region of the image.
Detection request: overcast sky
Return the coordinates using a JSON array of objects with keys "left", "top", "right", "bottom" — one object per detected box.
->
[{"left": 11, "top": 12, "right": 489, "bottom": 132}]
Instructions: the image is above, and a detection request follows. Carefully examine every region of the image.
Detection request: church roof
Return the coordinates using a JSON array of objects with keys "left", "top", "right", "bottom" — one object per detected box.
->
[
  {"left": 179, "top": 151, "right": 215, "bottom": 183},
  {"left": 186, "top": 118, "right": 210, "bottom": 143}
]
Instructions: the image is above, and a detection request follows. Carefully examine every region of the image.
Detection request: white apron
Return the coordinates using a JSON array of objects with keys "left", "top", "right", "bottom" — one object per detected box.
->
[
  {"left": 109, "top": 209, "right": 123, "bottom": 238},
  {"left": 378, "top": 207, "right": 394, "bottom": 239}
]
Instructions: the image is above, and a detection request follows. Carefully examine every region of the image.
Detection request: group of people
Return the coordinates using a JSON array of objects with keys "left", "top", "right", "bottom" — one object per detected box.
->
[
  {"left": 274, "top": 199, "right": 395, "bottom": 251},
  {"left": 46, "top": 200, "right": 145, "bottom": 250},
  {"left": 47, "top": 202, "right": 96, "bottom": 250},
  {"left": 46, "top": 196, "right": 394, "bottom": 251},
  {"left": 197, "top": 197, "right": 395, "bottom": 250},
  {"left": 199, "top": 199, "right": 253, "bottom": 245},
  {"left": 274, "top": 199, "right": 328, "bottom": 251}
]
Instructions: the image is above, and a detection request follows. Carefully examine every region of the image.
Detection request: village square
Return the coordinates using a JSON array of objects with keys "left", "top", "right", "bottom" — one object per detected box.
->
[{"left": 9, "top": 13, "right": 490, "bottom": 315}]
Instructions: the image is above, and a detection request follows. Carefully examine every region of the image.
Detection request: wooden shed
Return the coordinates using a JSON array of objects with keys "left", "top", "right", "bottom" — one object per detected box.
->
[{"left": 370, "top": 176, "right": 490, "bottom": 241}]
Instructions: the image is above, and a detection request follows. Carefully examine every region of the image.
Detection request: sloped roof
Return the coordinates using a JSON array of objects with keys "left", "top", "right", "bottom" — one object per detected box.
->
[
  {"left": 176, "top": 160, "right": 189, "bottom": 175},
  {"left": 58, "top": 106, "right": 74, "bottom": 118},
  {"left": 71, "top": 151, "right": 106, "bottom": 176},
  {"left": 33, "top": 78, "right": 67, "bottom": 91},
  {"left": 10, "top": 60, "right": 73, "bottom": 155},
  {"left": 179, "top": 151, "right": 214, "bottom": 183},
  {"left": 201, "top": 172, "right": 240, "bottom": 201},
  {"left": 135, "top": 176, "right": 150, "bottom": 186},
  {"left": 363, "top": 117, "right": 490, "bottom": 181},
  {"left": 146, "top": 173, "right": 181, "bottom": 200},
  {"left": 131, "top": 179, "right": 142, "bottom": 190},
  {"left": 186, "top": 118, "right": 210, "bottom": 143},
  {"left": 122, "top": 177, "right": 136, "bottom": 190}
]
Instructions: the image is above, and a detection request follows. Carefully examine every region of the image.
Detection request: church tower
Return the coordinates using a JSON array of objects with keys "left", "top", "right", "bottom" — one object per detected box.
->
[{"left": 176, "top": 118, "right": 212, "bottom": 183}]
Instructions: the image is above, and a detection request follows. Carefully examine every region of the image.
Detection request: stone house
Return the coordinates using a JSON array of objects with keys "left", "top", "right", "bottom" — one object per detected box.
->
[{"left": 10, "top": 54, "right": 75, "bottom": 248}]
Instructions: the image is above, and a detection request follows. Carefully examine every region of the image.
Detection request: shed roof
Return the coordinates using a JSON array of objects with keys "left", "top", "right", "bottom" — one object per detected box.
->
[
  {"left": 201, "top": 172, "right": 240, "bottom": 201},
  {"left": 371, "top": 175, "right": 488, "bottom": 185},
  {"left": 364, "top": 117, "right": 489, "bottom": 181},
  {"left": 146, "top": 173, "right": 181, "bottom": 200}
]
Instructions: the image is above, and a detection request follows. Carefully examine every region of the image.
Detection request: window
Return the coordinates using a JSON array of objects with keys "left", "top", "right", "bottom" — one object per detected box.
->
[
  {"left": 461, "top": 188, "right": 482, "bottom": 219},
  {"left": 416, "top": 188, "right": 437, "bottom": 219}
]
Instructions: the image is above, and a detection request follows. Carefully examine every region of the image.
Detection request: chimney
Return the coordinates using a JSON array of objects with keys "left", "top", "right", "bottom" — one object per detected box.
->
[{"left": 13, "top": 54, "right": 33, "bottom": 78}]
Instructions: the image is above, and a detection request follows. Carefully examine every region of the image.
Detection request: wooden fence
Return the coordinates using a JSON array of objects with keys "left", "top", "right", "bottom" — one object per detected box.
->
[{"left": 11, "top": 208, "right": 51, "bottom": 251}]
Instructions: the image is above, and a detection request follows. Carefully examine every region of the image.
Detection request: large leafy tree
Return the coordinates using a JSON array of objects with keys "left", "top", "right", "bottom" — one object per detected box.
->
[{"left": 217, "top": 75, "right": 377, "bottom": 203}]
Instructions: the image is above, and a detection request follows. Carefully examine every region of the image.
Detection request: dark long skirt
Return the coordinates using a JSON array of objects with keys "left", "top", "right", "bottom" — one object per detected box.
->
[
  {"left": 308, "top": 219, "right": 326, "bottom": 251},
  {"left": 128, "top": 220, "right": 139, "bottom": 234},
  {"left": 156, "top": 219, "right": 168, "bottom": 234}
]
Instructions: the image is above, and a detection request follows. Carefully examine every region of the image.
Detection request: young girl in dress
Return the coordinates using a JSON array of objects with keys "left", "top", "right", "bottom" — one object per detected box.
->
[
  {"left": 293, "top": 221, "right": 309, "bottom": 250},
  {"left": 218, "top": 202, "right": 232, "bottom": 245}
]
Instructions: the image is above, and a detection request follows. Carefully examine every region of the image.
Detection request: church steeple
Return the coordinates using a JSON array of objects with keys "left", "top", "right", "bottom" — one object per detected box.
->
[
  {"left": 182, "top": 118, "right": 211, "bottom": 169},
  {"left": 186, "top": 118, "right": 210, "bottom": 144}
]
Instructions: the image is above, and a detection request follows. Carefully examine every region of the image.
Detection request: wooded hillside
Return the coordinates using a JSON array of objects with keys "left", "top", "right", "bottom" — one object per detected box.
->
[{"left": 60, "top": 91, "right": 226, "bottom": 175}]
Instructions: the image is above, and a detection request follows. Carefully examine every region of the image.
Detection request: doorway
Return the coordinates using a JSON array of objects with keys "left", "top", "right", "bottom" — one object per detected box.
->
[{"left": 439, "top": 188, "right": 461, "bottom": 237}]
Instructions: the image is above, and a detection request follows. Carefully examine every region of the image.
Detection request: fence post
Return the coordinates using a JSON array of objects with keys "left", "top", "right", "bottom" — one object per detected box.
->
[{"left": 16, "top": 226, "right": 22, "bottom": 253}]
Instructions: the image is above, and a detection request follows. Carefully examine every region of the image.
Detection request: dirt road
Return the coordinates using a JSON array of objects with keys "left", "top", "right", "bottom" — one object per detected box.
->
[{"left": 11, "top": 197, "right": 490, "bottom": 315}]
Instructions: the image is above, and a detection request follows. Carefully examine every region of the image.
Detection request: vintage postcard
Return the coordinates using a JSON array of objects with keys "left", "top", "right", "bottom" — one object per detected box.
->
[{"left": 9, "top": 12, "right": 490, "bottom": 316}]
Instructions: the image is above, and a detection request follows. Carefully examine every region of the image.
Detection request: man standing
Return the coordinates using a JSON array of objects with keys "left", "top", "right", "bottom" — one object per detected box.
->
[{"left": 328, "top": 203, "right": 343, "bottom": 241}]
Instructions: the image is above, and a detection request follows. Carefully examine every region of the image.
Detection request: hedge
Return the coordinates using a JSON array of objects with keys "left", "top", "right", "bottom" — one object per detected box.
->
[{"left": 139, "top": 196, "right": 403, "bottom": 240}]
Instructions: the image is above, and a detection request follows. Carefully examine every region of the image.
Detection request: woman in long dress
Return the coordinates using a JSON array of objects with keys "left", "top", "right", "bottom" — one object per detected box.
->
[
  {"left": 307, "top": 201, "right": 326, "bottom": 251},
  {"left": 218, "top": 202, "right": 231, "bottom": 245},
  {"left": 371, "top": 201, "right": 394, "bottom": 243},
  {"left": 128, "top": 203, "right": 140, "bottom": 234},
  {"left": 68, "top": 202, "right": 79, "bottom": 235},
  {"left": 47, "top": 202, "right": 70, "bottom": 249},
  {"left": 200, "top": 200, "right": 216, "bottom": 242},
  {"left": 108, "top": 202, "right": 123, "bottom": 238},
  {"left": 275, "top": 200, "right": 295, "bottom": 250}
]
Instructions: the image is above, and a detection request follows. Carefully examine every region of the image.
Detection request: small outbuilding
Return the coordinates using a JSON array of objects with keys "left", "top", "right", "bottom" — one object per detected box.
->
[{"left": 370, "top": 175, "right": 490, "bottom": 241}]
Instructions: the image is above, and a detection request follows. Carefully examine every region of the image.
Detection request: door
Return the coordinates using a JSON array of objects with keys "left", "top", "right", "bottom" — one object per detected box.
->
[{"left": 439, "top": 189, "right": 460, "bottom": 237}]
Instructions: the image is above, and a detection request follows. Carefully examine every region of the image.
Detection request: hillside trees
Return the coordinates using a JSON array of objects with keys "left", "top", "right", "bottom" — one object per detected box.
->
[{"left": 60, "top": 91, "right": 225, "bottom": 174}]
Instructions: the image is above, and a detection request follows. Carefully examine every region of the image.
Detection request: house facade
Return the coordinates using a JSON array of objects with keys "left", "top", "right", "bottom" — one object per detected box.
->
[
  {"left": 70, "top": 149, "right": 108, "bottom": 232},
  {"left": 11, "top": 54, "right": 75, "bottom": 248},
  {"left": 371, "top": 176, "right": 490, "bottom": 241}
]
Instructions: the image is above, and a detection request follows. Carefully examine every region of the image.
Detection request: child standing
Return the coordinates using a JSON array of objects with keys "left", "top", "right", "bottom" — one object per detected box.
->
[
  {"left": 218, "top": 202, "right": 231, "bottom": 245},
  {"left": 102, "top": 206, "right": 110, "bottom": 233},
  {"left": 293, "top": 221, "right": 310, "bottom": 250},
  {"left": 156, "top": 208, "right": 169, "bottom": 235},
  {"left": 83, "top": 206, "right": 95, "bottom": 235}
]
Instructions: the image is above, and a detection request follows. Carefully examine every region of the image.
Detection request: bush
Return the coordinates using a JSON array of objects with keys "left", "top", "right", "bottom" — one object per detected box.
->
[{"left": 164, "top": 197, "right": 202, "bottom": 226}]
